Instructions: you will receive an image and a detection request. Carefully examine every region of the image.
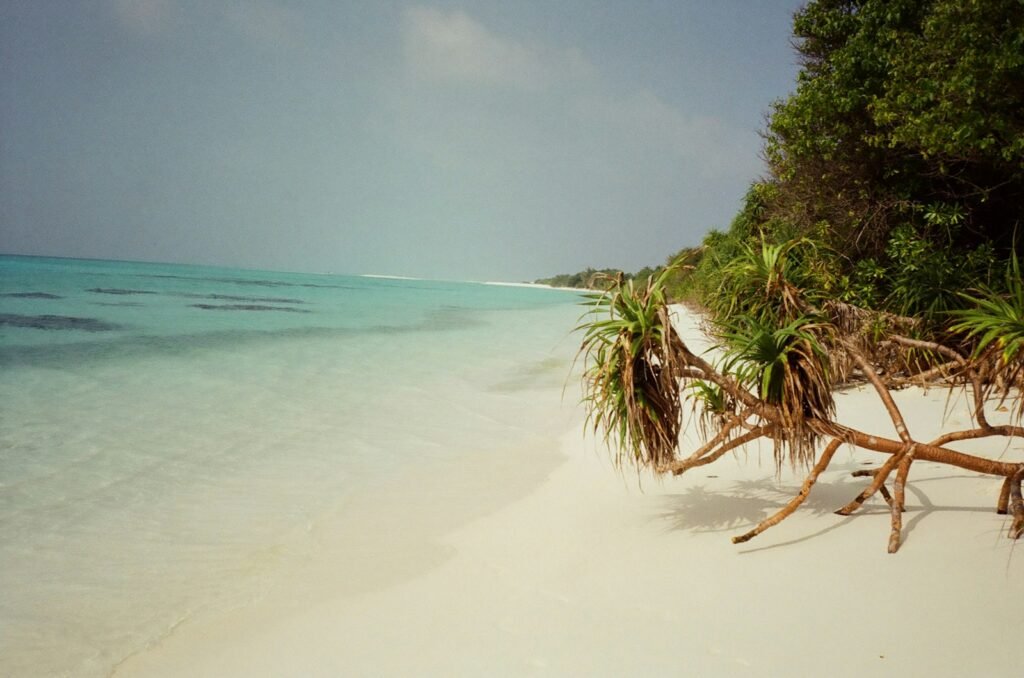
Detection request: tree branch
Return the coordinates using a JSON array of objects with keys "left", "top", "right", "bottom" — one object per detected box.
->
[
  {"left": 844, "top": 341, "right": 914, "bottom": 443},
  {"left": 1009, "top": 468, "right": 1024, "bottom": 540},
  {"left": 660, "top": 425, "right": 775, "bottom": 475},
  {"left": 732, "top": 438, "right": 843, "bottom": 544},
  {"left": 835, "top": 447, "right": 909, "bottom": 516},
  {"left": 889, "top": 449, "right": 916, "bottom": 553}
]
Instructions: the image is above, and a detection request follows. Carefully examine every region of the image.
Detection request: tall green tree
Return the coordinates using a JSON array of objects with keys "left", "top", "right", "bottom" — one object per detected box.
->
[{"left": 768, "top": 0, "right": 1023, "bottom": 248}]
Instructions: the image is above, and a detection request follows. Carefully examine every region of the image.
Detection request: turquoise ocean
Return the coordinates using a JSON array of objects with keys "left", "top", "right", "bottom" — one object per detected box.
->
[{"left": 0, "top": 255, "right": 583, "bottom": 677}]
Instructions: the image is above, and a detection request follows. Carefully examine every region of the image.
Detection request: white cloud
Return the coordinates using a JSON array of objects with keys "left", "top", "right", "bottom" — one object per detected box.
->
[
  {"left": 110, "top": 0, "right": 172, "bottom": 35},
  {"left": 396, "top": 7, "right": 758, "bottom": 181},
  {"left": 401, "top": 6, "right": 592, "bottom": 90}
]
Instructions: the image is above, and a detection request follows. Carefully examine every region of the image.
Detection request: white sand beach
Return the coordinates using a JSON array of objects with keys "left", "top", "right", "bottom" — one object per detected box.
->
[{"left": 116, "top": 306, "right": 1024, "bottom": 678}]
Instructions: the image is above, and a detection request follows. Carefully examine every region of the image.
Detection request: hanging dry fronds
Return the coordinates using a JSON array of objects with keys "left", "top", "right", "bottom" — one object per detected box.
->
[
  {"left": 575, "top": 265, "right": 1024, "bottom": 553},
  {"left": 576, "top": 269, "right": 688, "bottom": 469}
]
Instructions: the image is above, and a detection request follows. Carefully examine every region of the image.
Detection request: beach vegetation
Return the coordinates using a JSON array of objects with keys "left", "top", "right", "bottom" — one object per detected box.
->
[
  {"left": 575, "top": 0, "right": 1024, "bottom": 552},
  {"left": 576, "top": 269, "right": 688, "bottom": 469},
  {"left": 535, "top": 268, "right": 631, "bottom": 290},
  {"left": 578, "top": 266, "right": 1024, "bottom": 551},
  {"left": 719, "top": 314, "right": 834, "bottom": 468}
]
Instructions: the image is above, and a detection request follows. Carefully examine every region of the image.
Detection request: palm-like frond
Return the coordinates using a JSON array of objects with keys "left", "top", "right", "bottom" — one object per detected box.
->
[
  {"left": 576, "top": 268, "right": 686, "bottom": 469},
  {"left": 715, "top": 239, "right": 813, "bottom": 323},
  {"left": 719, "top": 315, "right": 834, "bottom": 468},
  {"left": 950, "top": 251, "right": 1024, "bottom": 413},
  {"left": 686, "top": 379, "right": 736, "bottom": 440},
  {"left": 952, "top": 252, "right": 1024, "bottom": 363}
]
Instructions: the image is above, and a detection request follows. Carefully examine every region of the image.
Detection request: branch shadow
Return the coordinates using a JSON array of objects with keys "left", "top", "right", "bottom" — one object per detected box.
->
[
  {"left": 655, "top": 472, "right": 999, "bottom": 552},
  {"left": 899, "top": 483, "right": 935, "bottom": 543},
  {"left": 655, "top": 476, "right": 860, "bottom": 536},
  {"left": 897, "top": 480, "right": 1000, "bottom": 543}
]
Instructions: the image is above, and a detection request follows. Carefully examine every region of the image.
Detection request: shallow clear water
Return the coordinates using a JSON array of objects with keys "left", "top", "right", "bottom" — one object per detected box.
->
[{"left": 0, "top": 255, "right": 583, "bottom": 677}]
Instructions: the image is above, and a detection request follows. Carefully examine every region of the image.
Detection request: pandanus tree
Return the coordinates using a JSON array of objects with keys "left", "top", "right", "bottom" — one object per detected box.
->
[
  {"left": 577, "top": 250, "right": 1024, "bottom": 553},
  {"left": 596, "top": 0, "right": 1024, "bottom": 552}
]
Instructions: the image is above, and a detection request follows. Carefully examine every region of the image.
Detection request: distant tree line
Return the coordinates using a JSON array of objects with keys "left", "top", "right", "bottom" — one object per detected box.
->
[{"left": 534, "top": 267, "right": 658, "bottom": 290}]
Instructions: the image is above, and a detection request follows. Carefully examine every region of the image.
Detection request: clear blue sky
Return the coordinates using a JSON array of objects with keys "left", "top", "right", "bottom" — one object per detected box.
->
[{"left": 1, "top": 1, "right": 804, "bottom": 280}]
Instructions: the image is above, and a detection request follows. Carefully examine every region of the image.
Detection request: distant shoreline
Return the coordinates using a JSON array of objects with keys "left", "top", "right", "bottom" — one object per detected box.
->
[{"left": 482, "top": 281, "right": 582, "bottom": 292}]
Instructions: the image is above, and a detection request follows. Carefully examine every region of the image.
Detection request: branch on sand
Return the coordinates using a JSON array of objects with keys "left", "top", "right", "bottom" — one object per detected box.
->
[{"left": 577, "top": 270, "right": 1024, "bottom": 553}]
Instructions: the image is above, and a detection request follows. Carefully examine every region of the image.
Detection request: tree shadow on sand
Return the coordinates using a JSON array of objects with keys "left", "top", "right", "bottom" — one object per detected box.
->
[
  {"left": 655, "top": 470, "right": 999, "bottom": 552},
  {"left": 654, "top": 475, "right": 860, "bottom": 535}
]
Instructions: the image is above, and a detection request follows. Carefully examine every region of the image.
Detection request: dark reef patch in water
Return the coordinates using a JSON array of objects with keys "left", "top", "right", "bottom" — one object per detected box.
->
[
  {"left": 0, "top": 292, "right": 63, "bottom": 299},
  {"left": 0, "top": 326, "right": 342, "bottom": 368},
  {"left": 0, "top": 313, "right": 122, "bottom": 332},
  {"left": 190, "top": 304, "right": 311, "bottom": 313},
  {"left": 87, "top": 288, "right": 157, "bottom": 296},
  {"left": 137, "top": 273, "right": 359, "bottom": 290},
  {"left": 179, "top": 292, "right": 306, "bottom": 304},
  {"left": 0, "top": 308, "right": 489, "bottom": 369},
  {"left": 140, "top": 274, "right": 290, "bottom": 288}
]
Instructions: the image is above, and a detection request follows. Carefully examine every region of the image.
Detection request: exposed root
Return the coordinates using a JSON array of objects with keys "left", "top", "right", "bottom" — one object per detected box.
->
[
  {"left": 885, "top": 360, "right": 961, "bottom": 388},
  {"left": 660, "top": 425, "right": 774, "bottom": 476},
  {"left": 676, "top": 344, "right": 1021, "bottom": 549},
  {"left": 664, "top": 411, "right": 752, "bottom": 472},
  {"left": 835, "top": 450, "right": 907, "bottom": 516},
  {"left": 579, "top": 279, "right": 1024, "bottom": 553},
  {"left": 819, "top": 420, "right": 1021, "bottom": 477},
  {"left": 845, "top": 342, "right": 914, "bottom": 444},
  {"left": 998, "top": 476, "right": 1011, "bottom": 515},
  {"left": 732, "top": 439, "right": 842, "bottom": 544},
  {"left": 887, "top": 334, "right": 967, "bottom": 366},
  {"left": 851, "top": 468, "right": 897, "bottom": 509},
  {"left": 878, "top": 483, "right": 895, "bottom": 509},
  {"left": 888, "top": 450, "right": 916, "bottom": 553},
  {"left": 1009, "top": 467, "right": 1024, "bottom": 540},
  {"left": 931, "top": 425, "right": 1024, "bottom": 448}
]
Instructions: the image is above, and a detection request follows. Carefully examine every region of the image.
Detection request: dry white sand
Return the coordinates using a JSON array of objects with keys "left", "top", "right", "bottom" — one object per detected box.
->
[{"left": 116, "top": 306, "right": 1024, "bottom": 677}]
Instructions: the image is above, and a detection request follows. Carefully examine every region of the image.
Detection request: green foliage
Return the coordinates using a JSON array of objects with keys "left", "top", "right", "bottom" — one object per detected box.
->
[
  {"left": 573, "top": 2, "right": 1024, "bottom": 543},
  {"left": 679, "top": 0, "right": 1022, "bottom": 333},
  {"left": 952, "top": 252, "right": 1024, "bottom": 365},
  {"left": 884, "top": 223, "right": 999, "bottom": 320},
  {"left": 763, "top": 0, "right": 1023, "bottom": 261},
  {"left": 658, "top": 245, "right": 704, "bottom": 301},
  {"left": 721, "top": 317, "right": 830, "bottom": 406},
  {"left": 835, "top": 257, "right": 886, "bottom": 308},
  {"left": 537, "top": 264, "right": 672, "bottom": 291},
  {"left": 573, "top": 1, "right": 1024, "bottom": 451},
  {"left": 719, "top": 314, "right": 835, "bottom": 467},
  {"left": 687, "top": 379, "right": 730, "bottom": 416},
  {"left": 949, "top": 251, "right": 1024, "bottom": 417},
  {"left": 870, "top": 0, "right": 1024, "bottom": 167},
  {"left": 535, "top": 268, "right": 626, "bottom": 289},
  {"left": 714, "top": 239, "right": 816, "bottom": 323},
  {"left": 576, "top": 268, "right": 686, "bottom": 468},
  {"left": 686, "top": 379, "right": 735, "bottom": 440}
]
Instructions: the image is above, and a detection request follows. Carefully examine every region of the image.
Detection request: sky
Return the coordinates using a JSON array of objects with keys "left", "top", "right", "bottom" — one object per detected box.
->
[{"left": 1, "top": 1, "right": 805, "bottom": 281}]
